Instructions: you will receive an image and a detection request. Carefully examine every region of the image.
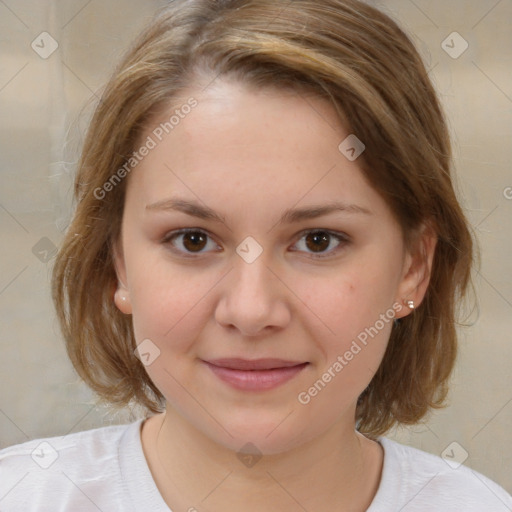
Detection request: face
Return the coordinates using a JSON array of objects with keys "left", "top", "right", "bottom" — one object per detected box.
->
[{"left": 113, "top": 77, "right": 432, "bottom": 455}]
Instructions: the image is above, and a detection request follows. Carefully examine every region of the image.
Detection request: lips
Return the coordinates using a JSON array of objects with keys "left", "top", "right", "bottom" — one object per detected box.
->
[
  {"left": 202, "top": 358, "right": 309, "bottom": 391},
  {"left": 205, "top": 358, "right": 307, "bottom": 370}
]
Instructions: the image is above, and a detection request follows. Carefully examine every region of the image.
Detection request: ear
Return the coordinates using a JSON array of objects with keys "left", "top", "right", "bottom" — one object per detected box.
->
[
  {"left": 112, "top": 235, "right": 132, "bottom": 315},
  {"left": 394, "top": 220, "right": 438, "bottom": 319}
]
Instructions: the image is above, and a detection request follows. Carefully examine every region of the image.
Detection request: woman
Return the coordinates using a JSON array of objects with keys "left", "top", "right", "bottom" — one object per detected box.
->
[{"left": 1, "top": 1, "right": 510, "bottom": 510}]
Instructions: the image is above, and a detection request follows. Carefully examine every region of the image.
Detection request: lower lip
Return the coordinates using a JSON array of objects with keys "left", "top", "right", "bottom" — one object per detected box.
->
[{"left": 203, "top": 362, "right": 309, "bottom": 391}]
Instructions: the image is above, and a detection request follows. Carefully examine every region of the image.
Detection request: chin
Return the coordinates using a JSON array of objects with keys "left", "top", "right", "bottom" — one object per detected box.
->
[{"left": 202, "top": 414, "right": 314, "bottom": 457}]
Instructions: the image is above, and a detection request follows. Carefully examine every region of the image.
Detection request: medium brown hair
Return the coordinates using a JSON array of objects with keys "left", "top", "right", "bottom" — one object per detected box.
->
[{"left": 52, "top": 0, "right": 477, "bottom": 437}]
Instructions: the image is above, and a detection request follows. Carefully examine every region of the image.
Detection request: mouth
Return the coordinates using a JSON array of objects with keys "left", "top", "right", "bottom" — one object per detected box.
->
[
  {"left": 201, "top": 358, "right": 309, "bottom": 391},
  {"left": 204, "top": 358, "right": 309, "bottom": 370}
]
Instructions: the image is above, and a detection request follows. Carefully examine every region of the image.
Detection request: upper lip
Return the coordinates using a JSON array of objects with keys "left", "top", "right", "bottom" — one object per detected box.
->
[{"left": 204, "top": 358, "right": 308, "bottom": 370}]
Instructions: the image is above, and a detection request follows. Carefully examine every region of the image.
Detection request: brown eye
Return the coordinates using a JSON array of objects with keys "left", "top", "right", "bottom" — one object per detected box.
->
[
  {"left": 181, "top": 231, "right": 207, "bottom": 252},
  {"left": 293, "top": 230, "right": 349, "bottom": 259},
  {"left": 162, "top": 229, "right": 217, "bottom": 255},
  {"left": 162, "top": 228, "right": 349, "bottom": 259},
  {"left": 305, "top": 232, "right": 330, "bottom": 253}
]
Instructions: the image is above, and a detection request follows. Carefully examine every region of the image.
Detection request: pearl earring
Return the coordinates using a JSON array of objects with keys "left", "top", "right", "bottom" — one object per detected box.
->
[
  {"left": 115, "top": 289, "right": 128, "bottom": 303},
  {"left": 405, "top": 299, "right": 415, "bottom": 310}
]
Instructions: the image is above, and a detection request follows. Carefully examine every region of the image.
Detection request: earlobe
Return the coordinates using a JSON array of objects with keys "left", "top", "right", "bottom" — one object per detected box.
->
[
  {"left": 114, "top": 287, "right": 132, "bottom": 314},
  {"left": 112, "top": 236, "right": 132, "bottom": 315},
  {"left": 395, "top": 221, "right": 438, "bottom": 319}
]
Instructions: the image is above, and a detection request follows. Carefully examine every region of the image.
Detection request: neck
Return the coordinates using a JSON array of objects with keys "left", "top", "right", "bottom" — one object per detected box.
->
[{"left": 141, "top": 406, "right": 383, "bottom": 511}]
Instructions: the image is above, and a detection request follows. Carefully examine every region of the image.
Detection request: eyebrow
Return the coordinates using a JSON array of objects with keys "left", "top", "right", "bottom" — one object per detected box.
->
[{"left": 145, "top": 197, "right": 373, "bottom": 225}]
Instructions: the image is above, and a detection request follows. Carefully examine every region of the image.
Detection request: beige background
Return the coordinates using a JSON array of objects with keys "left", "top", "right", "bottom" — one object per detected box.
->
[{"left": 0, "top": 0, "right": 511, "bottom": 494}]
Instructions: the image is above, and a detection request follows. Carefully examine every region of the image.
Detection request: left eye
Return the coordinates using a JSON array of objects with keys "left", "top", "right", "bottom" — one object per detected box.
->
[
  {"left": 292, "top": 230, "right": 349, "bottom": 258},
  {"left": 162, "top": 228, "right": 349, "bottom": 258}
]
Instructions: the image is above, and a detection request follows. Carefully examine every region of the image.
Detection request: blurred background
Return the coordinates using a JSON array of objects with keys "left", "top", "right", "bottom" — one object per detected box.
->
[{"left": 0, "top": 0, "right": 511, "bottom": 494}]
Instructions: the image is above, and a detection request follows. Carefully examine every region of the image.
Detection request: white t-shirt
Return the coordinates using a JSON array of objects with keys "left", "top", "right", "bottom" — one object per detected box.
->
[{"left": 1, "top": 419, "right": 511, "bottom": 511}]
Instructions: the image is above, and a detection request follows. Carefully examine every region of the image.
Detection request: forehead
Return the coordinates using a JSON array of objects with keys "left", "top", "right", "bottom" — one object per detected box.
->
[{"left": 125, "top": 79, "right": 390, "bottom": 223}]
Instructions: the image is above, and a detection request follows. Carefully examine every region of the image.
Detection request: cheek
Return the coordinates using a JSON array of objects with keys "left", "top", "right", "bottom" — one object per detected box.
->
[
  {"left": 128, "top": 263, "right": 216, "bottom": 403},
  {"left": 295, "top": 263, "right": 397, "bottom": 392},
  {"left": 295, "top": 274, "right": 395, "bottom": 414},
  {"left": 300, "top": 266, "right": 395, "bottom": 344},
  {"left": 128, "top": 259, "right": 214, "bottom": 349}
]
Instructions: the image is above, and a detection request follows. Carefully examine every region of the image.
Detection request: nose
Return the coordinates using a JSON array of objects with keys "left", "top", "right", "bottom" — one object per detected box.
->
[{"left": 214, "top": 250, "right": 291, "bottom": 337}]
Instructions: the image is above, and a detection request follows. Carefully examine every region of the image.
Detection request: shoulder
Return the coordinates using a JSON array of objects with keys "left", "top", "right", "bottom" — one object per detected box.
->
[
  {"left": 0, "top": 420, "right": 143, "bottom": 511},
  {"left": 370, "top": 436, "right": 512, "bottom": 511}
]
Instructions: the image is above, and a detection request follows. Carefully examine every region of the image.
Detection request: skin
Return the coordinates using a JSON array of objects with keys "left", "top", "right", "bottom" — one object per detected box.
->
[{"left": 113, "top": 77, "right": 437, "bottom": 511}]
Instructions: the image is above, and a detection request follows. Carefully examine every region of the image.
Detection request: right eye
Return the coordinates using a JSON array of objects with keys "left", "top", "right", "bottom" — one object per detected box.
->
[{"left": 161, "top": 228, "right": 220, "bottom": 257}]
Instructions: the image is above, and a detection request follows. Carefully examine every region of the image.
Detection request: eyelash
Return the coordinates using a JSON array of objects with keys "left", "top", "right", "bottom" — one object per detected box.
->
[{"left": 161, "top": 228, "right": 350, "bottom": 260}]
